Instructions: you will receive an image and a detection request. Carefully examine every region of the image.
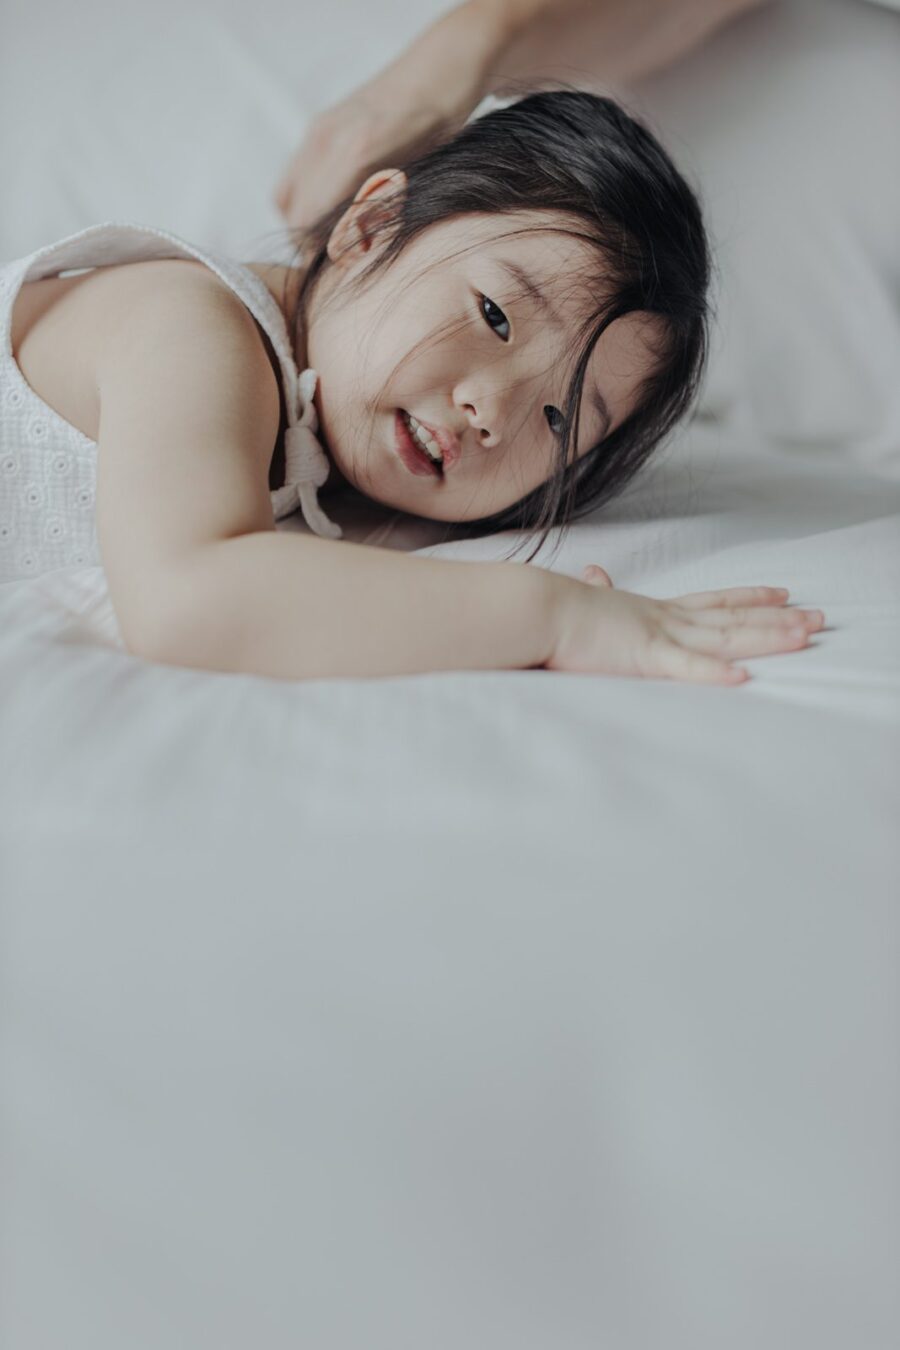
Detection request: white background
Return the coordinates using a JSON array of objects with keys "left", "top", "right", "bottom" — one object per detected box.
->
[{"left": 1, "top": 3, "right": 898, "bottom": 1347}]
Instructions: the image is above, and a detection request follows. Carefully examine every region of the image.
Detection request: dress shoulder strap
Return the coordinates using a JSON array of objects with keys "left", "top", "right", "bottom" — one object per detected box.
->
[{"left": 8, "top": 221, "right": 342, "bottom": 539}]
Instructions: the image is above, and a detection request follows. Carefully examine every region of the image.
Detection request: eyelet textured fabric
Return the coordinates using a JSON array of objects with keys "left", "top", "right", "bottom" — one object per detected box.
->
[{"left": 0, "top": 221, "right": 341, "bottom": 583}]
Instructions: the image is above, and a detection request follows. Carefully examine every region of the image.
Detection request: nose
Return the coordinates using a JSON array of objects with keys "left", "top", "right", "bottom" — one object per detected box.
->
[
  {"left": 454, "top": 353, "right": 560, "bottom": 449},
  {"left": 459, "top": 401, "right": 497, "bottom": 447},
  {"left": 455, "top": 382, "right": 524, "bottom": 449},
  {"left": 459, "top": 401, "right": 548, "bottom": 455},
  {"left": 453, "top": 353, "right": 521, "bottom": 446}
]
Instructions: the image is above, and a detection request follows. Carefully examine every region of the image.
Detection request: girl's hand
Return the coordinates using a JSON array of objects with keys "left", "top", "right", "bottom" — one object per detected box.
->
[{"left": 546, "top": 571, "right": 825, "bottom": 685}]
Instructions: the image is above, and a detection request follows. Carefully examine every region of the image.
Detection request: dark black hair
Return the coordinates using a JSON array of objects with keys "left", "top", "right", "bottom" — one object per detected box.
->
[{"left": 287, "top": 87, "right": 711, "bottom": 563}]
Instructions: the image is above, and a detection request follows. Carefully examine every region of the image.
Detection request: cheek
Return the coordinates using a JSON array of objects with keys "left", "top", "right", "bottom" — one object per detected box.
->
[
  {"left": 594, "top": 316, "right": 665, "bottom": 421},
  {"left": 468, "top": 448, "right": 555, "bottom": 518},
  {"left": 384, "top": 298, "right": 484, "bottom": 398}
]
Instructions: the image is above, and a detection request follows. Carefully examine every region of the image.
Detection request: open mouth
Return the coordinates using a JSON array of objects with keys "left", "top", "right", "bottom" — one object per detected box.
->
[{"left": 394, "top": 409, "right": 444, "bottom": 478}]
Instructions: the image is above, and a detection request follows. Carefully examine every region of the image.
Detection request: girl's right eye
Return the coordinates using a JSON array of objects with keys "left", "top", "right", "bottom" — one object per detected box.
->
[{"left": 480, "top": 295, "right": 510, "bottom": 341}]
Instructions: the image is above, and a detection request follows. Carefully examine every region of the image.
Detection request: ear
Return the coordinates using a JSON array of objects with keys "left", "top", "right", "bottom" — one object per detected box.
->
[{"left": 326, "top": 169, "right": 408, "bottom": 268}]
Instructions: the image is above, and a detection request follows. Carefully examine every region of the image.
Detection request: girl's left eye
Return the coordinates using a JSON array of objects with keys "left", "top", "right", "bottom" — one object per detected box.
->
[
  {"left": 544, "top": 405, "right": 566, "bottom": 437},
  {"left": 480, "top": 294, "right": 510, "bottom": 341}
]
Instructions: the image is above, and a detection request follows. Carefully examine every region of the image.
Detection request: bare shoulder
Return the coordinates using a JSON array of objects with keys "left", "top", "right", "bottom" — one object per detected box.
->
[
  {"left": 95, "top": 260, "right": 283, "bottom": 483},
  {"left": 13, "top": 258, "right": 283, "bottom": 449},
  {"left": 94, "top": 258, "right": 284, "bottom": 539},
  {"left": 95, "top": 259, "right": 281, "bottom": 405}
]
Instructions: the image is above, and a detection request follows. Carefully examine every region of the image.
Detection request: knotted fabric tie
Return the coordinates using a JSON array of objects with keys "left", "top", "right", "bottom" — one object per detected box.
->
[{"left": 270, "top": 367, "right": 343, "bottom": 540}]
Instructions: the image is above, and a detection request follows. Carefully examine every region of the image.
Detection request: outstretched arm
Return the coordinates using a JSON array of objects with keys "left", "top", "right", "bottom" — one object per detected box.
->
[
  {"left": 93, "top": 259, "right": 556, "bottom": 679},
  {"left": 92, "top": 260, "right": 819, "bottom": 686}
]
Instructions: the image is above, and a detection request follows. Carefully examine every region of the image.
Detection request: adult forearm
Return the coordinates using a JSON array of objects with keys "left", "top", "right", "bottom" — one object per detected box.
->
[
  {"left": 141, "top": 530, "right": 560, "bottom": 681},
  {"left": 483, "top": 0, "right": 772, "bottom": 91},
  {"left": 357, "top": 0, "right": 761, "bottom": 133}
]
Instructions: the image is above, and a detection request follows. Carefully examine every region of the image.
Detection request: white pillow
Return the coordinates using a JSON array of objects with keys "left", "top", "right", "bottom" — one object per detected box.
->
[{"left": 621, "top": 0, "right": 900, "bottom": 473}]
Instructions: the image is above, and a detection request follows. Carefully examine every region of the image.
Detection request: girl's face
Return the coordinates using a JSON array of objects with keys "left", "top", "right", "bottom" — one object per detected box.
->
[{"left": 303, "top": 170, "right": 662, "bottom": 523}]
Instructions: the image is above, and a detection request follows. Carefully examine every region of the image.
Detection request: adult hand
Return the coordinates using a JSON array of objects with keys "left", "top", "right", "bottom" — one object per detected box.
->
[
  {"left": 274, "top": 89, "right": 460, "bottom": 232},
  {"left": 273, "top": 0, "right": 773, "bottom": 229},
  {"left": 273, "top": 0, "right": 512, "bottom": 231}
]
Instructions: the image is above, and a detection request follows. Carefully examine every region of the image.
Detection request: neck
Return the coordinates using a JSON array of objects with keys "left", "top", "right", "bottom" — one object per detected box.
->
[
  {"left": 244, "top": 261, "right": 309, "bottom": 369},
  {"left": 244, "top": 259, "right": 361, "bottom": 502}
]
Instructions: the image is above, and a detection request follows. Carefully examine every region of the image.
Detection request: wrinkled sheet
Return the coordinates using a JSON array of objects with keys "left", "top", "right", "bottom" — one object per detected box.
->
[
  {"left": 1, "top": 0, "right": 899, "bottom": 1347},
  {"left": 3, "top": 425, "right": 898, "bottom": 1350}
]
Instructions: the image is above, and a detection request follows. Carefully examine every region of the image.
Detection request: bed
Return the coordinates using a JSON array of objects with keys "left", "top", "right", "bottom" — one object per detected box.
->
[{"left": 1, "top": 1, "right": 898, "bottom": 1346}]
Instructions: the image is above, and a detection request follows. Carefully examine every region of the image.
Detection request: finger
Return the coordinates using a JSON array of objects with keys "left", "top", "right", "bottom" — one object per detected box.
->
[
  {"left": 581, "top": 565, "right": 613, "bottom": 587},
  {"left": 273, "top": 161, "right": 292, "bottom": 210},
  {"left": 663, "top": 616, "right": 812, "bottom": 659},
  {"left": 286, "top": 198, "right": 310, "bottom": 231},
  {"left": 672, "top": 605, "right": 824, "bottom": 631},
  {"left": 286, "top": 178, "right": 348, "bottom": 230},
  {"left": 273, "top": 176, "right": 290, "bottom": 215},
  {"left": 673, "top": 586, "right": 790, "bottom": 610},
  {"left": 274, "top": 146, "right": 305, "bottom": 214},
  {"left": 276, "top": 151, "right": 328, "bottom": 227},
  {"left": 286, "top": 187, "right": 321, "bottom": 231},
  {"left": 276, "top": 178, "right": 300, "bottom": 223},
  {"left": 655, "top": 640, "right": 749, "bottom": 685}
]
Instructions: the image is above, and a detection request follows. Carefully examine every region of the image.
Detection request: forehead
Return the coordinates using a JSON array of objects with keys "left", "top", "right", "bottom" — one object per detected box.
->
[
  {"left": 397, "top": 210, "right": 607, "bottom": 339},
  {"left": 414, "top": 209, "right": 600, "bottom": 278}
]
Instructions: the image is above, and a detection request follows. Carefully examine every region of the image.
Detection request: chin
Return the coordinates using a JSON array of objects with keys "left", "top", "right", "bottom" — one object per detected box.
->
[
  {"left": 402, "top": 500, "right": 470, "bottom": 525},
  {"left": 320, "top": 446, "right": 356, "bottom": 496}
]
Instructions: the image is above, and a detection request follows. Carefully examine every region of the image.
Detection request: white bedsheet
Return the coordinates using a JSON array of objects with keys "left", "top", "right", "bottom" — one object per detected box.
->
[
  {"left": 3, "top": 424, "right": 898, "bottom": 1349},
  {"left": 1, "top": 1, "right": 898, "bottom": 1347}
]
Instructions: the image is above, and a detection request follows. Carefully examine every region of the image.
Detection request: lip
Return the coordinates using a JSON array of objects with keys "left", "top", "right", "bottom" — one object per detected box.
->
[{"left": 394, "top": 410, "right": 462, "bottom": 477}]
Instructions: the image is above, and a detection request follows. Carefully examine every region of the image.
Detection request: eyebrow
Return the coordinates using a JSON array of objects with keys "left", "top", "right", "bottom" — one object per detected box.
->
[
  {"left": 496, "top": 258, "right": 612, "bottom": 439},
  {"left": 497, "top": 258, "right": 560, "bottom": 327}
]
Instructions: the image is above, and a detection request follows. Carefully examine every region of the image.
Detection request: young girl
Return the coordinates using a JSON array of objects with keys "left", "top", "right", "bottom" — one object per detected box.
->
[{"left": 1, "top": 91, "right": 823, "bottom": 683}]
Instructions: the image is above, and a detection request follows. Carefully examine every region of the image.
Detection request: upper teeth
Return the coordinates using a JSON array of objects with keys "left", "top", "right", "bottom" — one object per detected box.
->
[{"left": 404, "top": 412, "right": 442, "bottom": 464}]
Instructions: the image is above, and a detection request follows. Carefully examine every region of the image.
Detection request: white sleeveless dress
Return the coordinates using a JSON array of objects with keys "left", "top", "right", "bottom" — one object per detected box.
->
[{"left": 0, "top": 221, "right": 342, "bottom": 584}]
